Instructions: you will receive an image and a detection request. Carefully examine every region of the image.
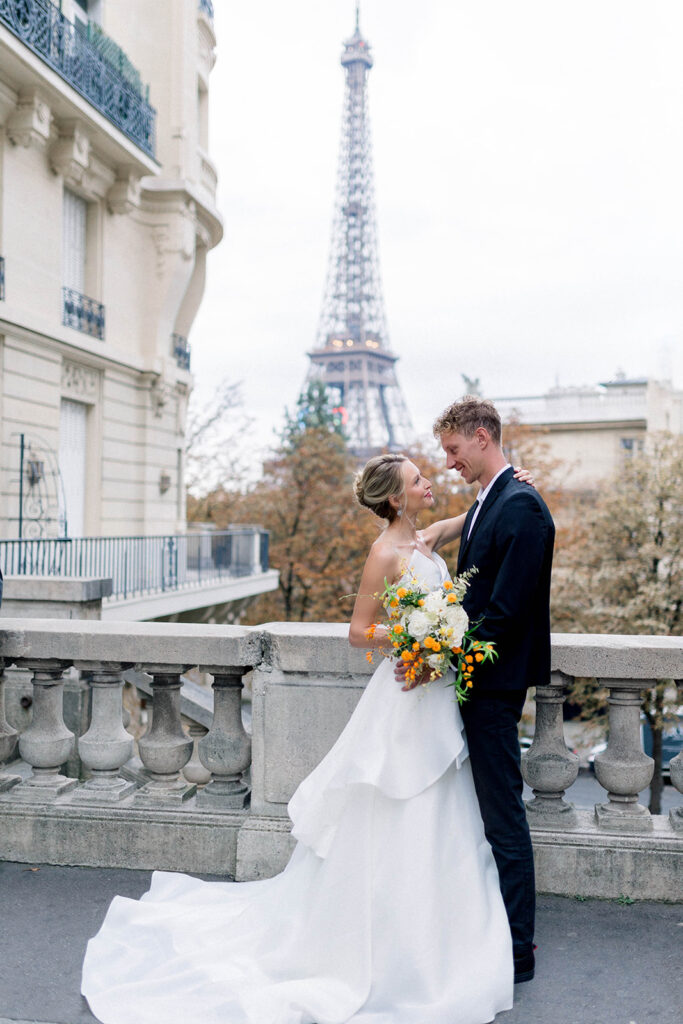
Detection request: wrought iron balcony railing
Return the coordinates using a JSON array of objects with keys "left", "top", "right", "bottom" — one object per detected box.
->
[
  {"left": 62, "top": 286, "right": 105, "bottom": 340},
  {"left": 0, "top": 0, "right": 156, "bottom": 158},
  {"left": 172, "top": 333, "right": 191, "bottom": 371},
  {"left": 0, "top": 527, "right": 270, "bottom": 603},
  {"left": 0, "top": 255, "right": 4, "bottom": 301},
  {"left": 199, "top": 0, "right": 215, "bottom": 21}
]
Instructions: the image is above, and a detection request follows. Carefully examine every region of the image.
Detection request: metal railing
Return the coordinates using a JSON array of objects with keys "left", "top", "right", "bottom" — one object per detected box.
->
[
  {"left": 0, "top": 527, "right": 270, "bottom": 602},
  {"left": 198, "top": 0, "right": 214, "bottom": 20},
  {"left": 62, "top": 286, "right": 105, "bottom": 340},
  {"left": 0, "top": 0, "right": 156, "bottom": 157},
  {"left": 0, "top": 255, "right": 4, "bottom": 300},
  {"left": 172, "top": 333, "right": 191, "bottom": 371}
]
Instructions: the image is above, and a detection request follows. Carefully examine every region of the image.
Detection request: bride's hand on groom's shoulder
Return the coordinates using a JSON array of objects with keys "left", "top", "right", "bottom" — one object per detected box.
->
[{"left": 514, "top": 467, "right": 535, "bottom": 488}]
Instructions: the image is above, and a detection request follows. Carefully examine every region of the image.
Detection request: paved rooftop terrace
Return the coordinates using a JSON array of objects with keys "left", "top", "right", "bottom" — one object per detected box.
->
[{"left": 0, "top": 861, "right": 681, "bottom": 1024}]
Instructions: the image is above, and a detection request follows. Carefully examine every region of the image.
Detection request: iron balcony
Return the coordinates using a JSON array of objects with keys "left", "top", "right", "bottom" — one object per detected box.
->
[{"left": 0, "top": 0, "right": 156, "bottom": 158}]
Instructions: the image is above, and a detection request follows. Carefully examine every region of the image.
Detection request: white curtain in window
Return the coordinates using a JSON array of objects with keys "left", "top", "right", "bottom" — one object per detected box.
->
[
  {"left": 63, "top": 189, "right": 87, "bottom": 294},
  {"left": 59, "top": 399, "right": 87, "bottom": 537}
]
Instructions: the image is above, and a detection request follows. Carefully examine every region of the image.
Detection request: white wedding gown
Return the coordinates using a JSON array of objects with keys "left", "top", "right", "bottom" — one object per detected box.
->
[{"left": 82, "top": 550, "right": 513, "bottom": 1024}]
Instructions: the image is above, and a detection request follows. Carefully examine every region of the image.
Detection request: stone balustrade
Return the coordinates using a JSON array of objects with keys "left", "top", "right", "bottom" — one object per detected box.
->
[{"left": 0, "top": 620, "right": 681, "bottom": 898}]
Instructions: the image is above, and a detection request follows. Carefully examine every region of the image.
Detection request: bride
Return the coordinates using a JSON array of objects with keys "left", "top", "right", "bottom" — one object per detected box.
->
[{"left": 82, "top": 452, "right": 532, "bottom": 1024}]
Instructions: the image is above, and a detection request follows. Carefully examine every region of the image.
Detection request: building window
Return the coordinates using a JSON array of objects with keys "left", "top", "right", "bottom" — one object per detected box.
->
[
  {"left": 198, "top": 83, "right": 209, "bottom": 150},
  {"left": 620, "top": 437, "right": 643, "bottom": 458},
  {"left": 59, "top": 399, "right": 88, "bottom": 537},
  {"left": 72, "top": 0, "right": 102, "bottom": 30},
  {"left": 63, "top": 189, "right": 87, "bottom": 295},
  {"left": 62, "top": 188, "right": 105, "bottom": 339}
]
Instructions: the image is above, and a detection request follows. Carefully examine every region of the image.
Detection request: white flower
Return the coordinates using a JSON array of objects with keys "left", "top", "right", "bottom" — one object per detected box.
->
[
  {"left": 423, "top": 590, "right": 447, "bottom": 616},
  {"left": 442, "top": 605, "right": 469, "bottom": 647},
  {"left": 427, "top": 653, "right": 444, "bottom": 670},
  {"left": 407, "top": 609, "right": 432, "bottom": 640}
]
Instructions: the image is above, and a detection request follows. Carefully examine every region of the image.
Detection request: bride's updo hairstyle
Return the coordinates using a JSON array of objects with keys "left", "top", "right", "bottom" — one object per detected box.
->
[{"left": 354, "top": 453, "right": 407, "bottom": 523}]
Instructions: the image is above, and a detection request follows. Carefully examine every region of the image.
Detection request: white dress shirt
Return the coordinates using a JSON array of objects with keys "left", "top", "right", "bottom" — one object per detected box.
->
[{"left": 466, "top": 464, "right": 512, "bottom": 540}]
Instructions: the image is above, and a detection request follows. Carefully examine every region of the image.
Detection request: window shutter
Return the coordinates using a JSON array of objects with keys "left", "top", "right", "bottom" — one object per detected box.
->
[{"left": 63, "top": 189, "right": 87, "bottom": 294}]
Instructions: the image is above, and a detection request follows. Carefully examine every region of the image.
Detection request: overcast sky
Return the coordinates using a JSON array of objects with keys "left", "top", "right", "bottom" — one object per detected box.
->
[{"left": 190, "top": 0, "right": 683, "bottom": 457}]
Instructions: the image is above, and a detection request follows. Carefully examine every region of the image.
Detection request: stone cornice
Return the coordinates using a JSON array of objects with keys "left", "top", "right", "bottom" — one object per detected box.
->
[{"left": 139, "top": 177, "right": 223, "bottom": 250}]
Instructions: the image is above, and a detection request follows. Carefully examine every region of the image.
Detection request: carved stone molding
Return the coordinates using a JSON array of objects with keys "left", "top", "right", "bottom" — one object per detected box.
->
[
  {"left": 62, "top": 360, "right": 100, "bottom": 402},
  {"left": 0, "top": 80, "right": 18, "bottom": 128},
  {"left": 195, "top": 221, "right": 212, "bottom": 249},
  {"left": 175, "top": 384, "right": 189, "bottom": 437},
  {"left": 151, "top": 205, "right": 196, "bottom": 277},
  {"left": 107, "top": 169, "right": 141, "bottom": 215},
  {"left": 149, "top": 376, "right": 175, "bottom": 418},
  {"left": 7, "top": 90, "right": 52, "bottom": 149},
  {"left": 50, "top": 120, "right": 90, "bottom": 185},
  {"left": 84, "top": 153, "right": 116, "bottom": 201},
  {"left": 198, "top": 21, "right": 217, "bottom": 75}
]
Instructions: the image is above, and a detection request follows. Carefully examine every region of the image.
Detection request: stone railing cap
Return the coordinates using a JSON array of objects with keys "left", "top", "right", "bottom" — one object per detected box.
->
[
  {"left": 551, "top": 633, "right": 683, "bottom": 680},
  {"left": 2, "top": 576, "right": 114, "bottom": 600},
  {"left": 0, "top": 619, "right": 261, "bottom": 669},
  {"left": 256, "top": 621, "right": 372, "bottom": 675}
]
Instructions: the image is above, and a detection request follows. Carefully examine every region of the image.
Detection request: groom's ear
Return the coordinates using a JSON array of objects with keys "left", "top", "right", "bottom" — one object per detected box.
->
[{"left": 475, "top": 427, "right": 490, "bottom": 448}]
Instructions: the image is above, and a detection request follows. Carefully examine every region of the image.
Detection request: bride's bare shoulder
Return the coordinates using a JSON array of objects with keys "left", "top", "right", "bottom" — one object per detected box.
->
[{"left": 364, "top": 538, "right": 401, "bottom": 573}]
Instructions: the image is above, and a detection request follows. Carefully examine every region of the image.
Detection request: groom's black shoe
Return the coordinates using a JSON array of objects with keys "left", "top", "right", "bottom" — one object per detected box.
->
[{"left": 513, "top": 948, "right": 535, "bottom": 984}]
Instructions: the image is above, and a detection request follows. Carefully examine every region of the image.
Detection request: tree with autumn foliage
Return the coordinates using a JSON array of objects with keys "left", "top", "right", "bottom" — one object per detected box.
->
[{"left": 552, "top": 433, "right": 683, "bottom": 812}]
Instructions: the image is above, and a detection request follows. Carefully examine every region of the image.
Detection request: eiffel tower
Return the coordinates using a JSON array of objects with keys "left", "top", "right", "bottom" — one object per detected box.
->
[{"left": 306, "top": 7, "right": 414, "bottom": 460}]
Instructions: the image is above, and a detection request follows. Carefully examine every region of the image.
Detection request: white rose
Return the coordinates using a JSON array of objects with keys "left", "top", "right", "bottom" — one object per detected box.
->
[
  {"left": 442, "top": 605, "right": 469, "bottom": 647},
  {"left": 424, "top": 590, "right": 447, "bottom": 616},
  {"left": 427, "top": 653, "right": 444, "bottom": 670},
  {"left": 407, "top": 609, "right": 432, "bottom": 641}
]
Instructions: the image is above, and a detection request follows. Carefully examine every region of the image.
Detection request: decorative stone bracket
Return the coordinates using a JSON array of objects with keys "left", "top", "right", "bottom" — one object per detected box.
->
[{"left": 7, "top": 89, "right": 52, "bottom": 149}]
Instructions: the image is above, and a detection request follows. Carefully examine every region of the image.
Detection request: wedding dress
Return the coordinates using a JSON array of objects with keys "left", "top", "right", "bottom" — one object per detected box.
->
[{"left": 81, "top": 549, "right": 513, "bottom": 1024}]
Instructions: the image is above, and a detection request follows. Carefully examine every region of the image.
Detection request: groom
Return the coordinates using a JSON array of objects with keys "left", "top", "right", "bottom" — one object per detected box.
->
[{"left": 434, "top": 396, "right": 555, "bottom": 985}]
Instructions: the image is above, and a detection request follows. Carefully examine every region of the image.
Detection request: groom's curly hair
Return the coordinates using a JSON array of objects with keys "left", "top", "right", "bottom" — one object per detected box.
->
[{"left": 433, "top": 396, "right": 502, "bottom": 445}]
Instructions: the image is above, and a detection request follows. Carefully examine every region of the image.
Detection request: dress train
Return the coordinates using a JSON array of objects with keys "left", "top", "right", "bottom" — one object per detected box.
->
[{"left": 82, "top": 550, "right": 513, "bottom": 1024}]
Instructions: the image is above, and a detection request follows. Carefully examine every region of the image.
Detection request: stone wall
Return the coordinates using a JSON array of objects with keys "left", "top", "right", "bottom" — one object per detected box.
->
[{"left": 0, "top": 619, "right": 681, "bottom": 899}]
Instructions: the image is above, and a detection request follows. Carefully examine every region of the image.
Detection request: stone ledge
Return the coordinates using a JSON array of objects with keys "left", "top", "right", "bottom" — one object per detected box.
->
[
  {"left": 235, "top": 814, "right": 296, "bottom": 881},
  {"left": 3, "top": 575, "right": 113, "bottom": 602},
  {"left": 0, "top": 797, "right": 249, "bottom": 874},
  {"left": 551, "top": 632, "right": 683, "bottom": 680},
  {"left": 0, "top": 798, "right": 680, "bottom": 898},
  {"left": 0, "top": 618, "right": 262, "bottom": 668},
  {"left": 258, "top": 621, "right": 373, "bottom": 676},
  {"left": 234, "top": 808, "right": 683, "bottom": 896},
  {"left": 532, "top": 810, "right": 682, "bottom": 899}
]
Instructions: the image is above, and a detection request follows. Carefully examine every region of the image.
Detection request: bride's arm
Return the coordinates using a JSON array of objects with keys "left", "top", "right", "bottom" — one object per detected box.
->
[
  {"left": 420, "top": 514, "right": 467, "bottom": 552},
  {"left": 348, "top": 544, "right": 399, "bottom": 648},
  {"left": 421, "top": 467, "right": 536, "bottom": 552}
]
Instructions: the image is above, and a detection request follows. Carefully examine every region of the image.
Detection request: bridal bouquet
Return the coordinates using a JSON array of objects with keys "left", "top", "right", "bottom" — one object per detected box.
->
[{"left": 366, "top": 567, "right": 497, "bottom": 704}]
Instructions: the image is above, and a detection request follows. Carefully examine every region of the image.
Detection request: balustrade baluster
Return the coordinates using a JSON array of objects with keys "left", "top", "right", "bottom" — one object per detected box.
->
[
  {"left": 197, "top": 668, "right": 251, "bottom": 809},
  {"left": 0, "top": 661, "right": 20, "bottom": 792},
  {"left": 73, "top": 663, "right": 135, "bottom": 803},
  {"left": 134, "top": 667, "right": 196, "bottom": 805},
  {"left": 522, "top": 672, "right": 579, "bottom": 824},
  {"left": 10, "top": 659, "right": 76, "bottom": 800},
  {"left": 594, "top": 681, "right": 654, "bottom": 831},
  {"left": 183, "top": 721, "right": 211, "bottom": 786},
  {"left": 669, "top": 748, "right": 683, "bottom": 831}
]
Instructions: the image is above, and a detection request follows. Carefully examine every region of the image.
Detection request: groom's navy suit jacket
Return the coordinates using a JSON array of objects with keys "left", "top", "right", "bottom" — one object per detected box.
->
[{"left": 456, "top": 466, "right": 555, "bottom": 694}]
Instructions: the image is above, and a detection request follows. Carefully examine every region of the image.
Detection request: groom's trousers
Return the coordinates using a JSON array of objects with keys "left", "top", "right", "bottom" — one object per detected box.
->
[{"left": 460, "top": 690, "right": 535, "bottom": 956}]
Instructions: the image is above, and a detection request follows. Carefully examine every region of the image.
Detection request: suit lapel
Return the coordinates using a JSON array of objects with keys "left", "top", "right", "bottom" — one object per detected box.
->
[
  {"left": 457, "top": 500, "right": 479, "bottom": 573},
  {"left": 458, "top": 467, "right": 515, "bottom": 568}
]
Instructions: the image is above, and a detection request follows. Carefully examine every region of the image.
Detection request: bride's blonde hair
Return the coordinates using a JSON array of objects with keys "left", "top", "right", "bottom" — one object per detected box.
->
[{"left": 353, "top": 454, "right": 407, "bottom": 522}]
